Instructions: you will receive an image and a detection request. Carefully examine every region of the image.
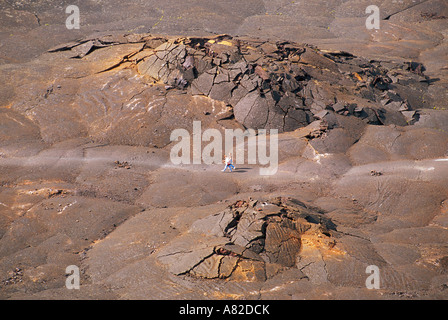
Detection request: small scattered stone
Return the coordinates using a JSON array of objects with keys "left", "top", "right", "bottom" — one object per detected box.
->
[{"left": 370, "top": 170, "right": 382, "bottom": 176}]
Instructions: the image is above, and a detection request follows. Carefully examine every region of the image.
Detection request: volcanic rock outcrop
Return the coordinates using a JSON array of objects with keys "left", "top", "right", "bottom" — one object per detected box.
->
[
  {"left": 158, "top": 197, "right": 336, "bottom": 281},
  {"left": 44, "top": 33, "right": 437, "bottom": 137}
]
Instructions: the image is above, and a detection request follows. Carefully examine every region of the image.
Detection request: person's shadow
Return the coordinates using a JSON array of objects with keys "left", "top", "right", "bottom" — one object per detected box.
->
[{"left": 231, "top": 167, "right": 252, "bottom": 173}]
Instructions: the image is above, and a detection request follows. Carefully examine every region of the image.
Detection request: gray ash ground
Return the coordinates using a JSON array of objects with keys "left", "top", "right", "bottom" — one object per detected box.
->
[{"left": 0, "top": 0, "right": 448, "bottom": 300}]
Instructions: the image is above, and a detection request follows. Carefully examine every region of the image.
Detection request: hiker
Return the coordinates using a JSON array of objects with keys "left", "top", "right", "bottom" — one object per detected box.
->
[{"left": 222, "top": 153, "right": 235, "bottom": 172}]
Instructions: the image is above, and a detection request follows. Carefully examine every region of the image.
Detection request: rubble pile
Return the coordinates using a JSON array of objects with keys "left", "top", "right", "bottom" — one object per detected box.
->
[
  {"left": 50, "top": 34, "right": 433, "bottom": 133},
  {"left": 158, "top": 197, "right": 337, "bottom": 282}
]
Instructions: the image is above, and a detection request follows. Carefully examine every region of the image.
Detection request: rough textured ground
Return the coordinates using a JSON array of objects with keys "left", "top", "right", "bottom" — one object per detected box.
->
[{"left": 0, "top": 0, "right": 447, "bottom": 300}]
